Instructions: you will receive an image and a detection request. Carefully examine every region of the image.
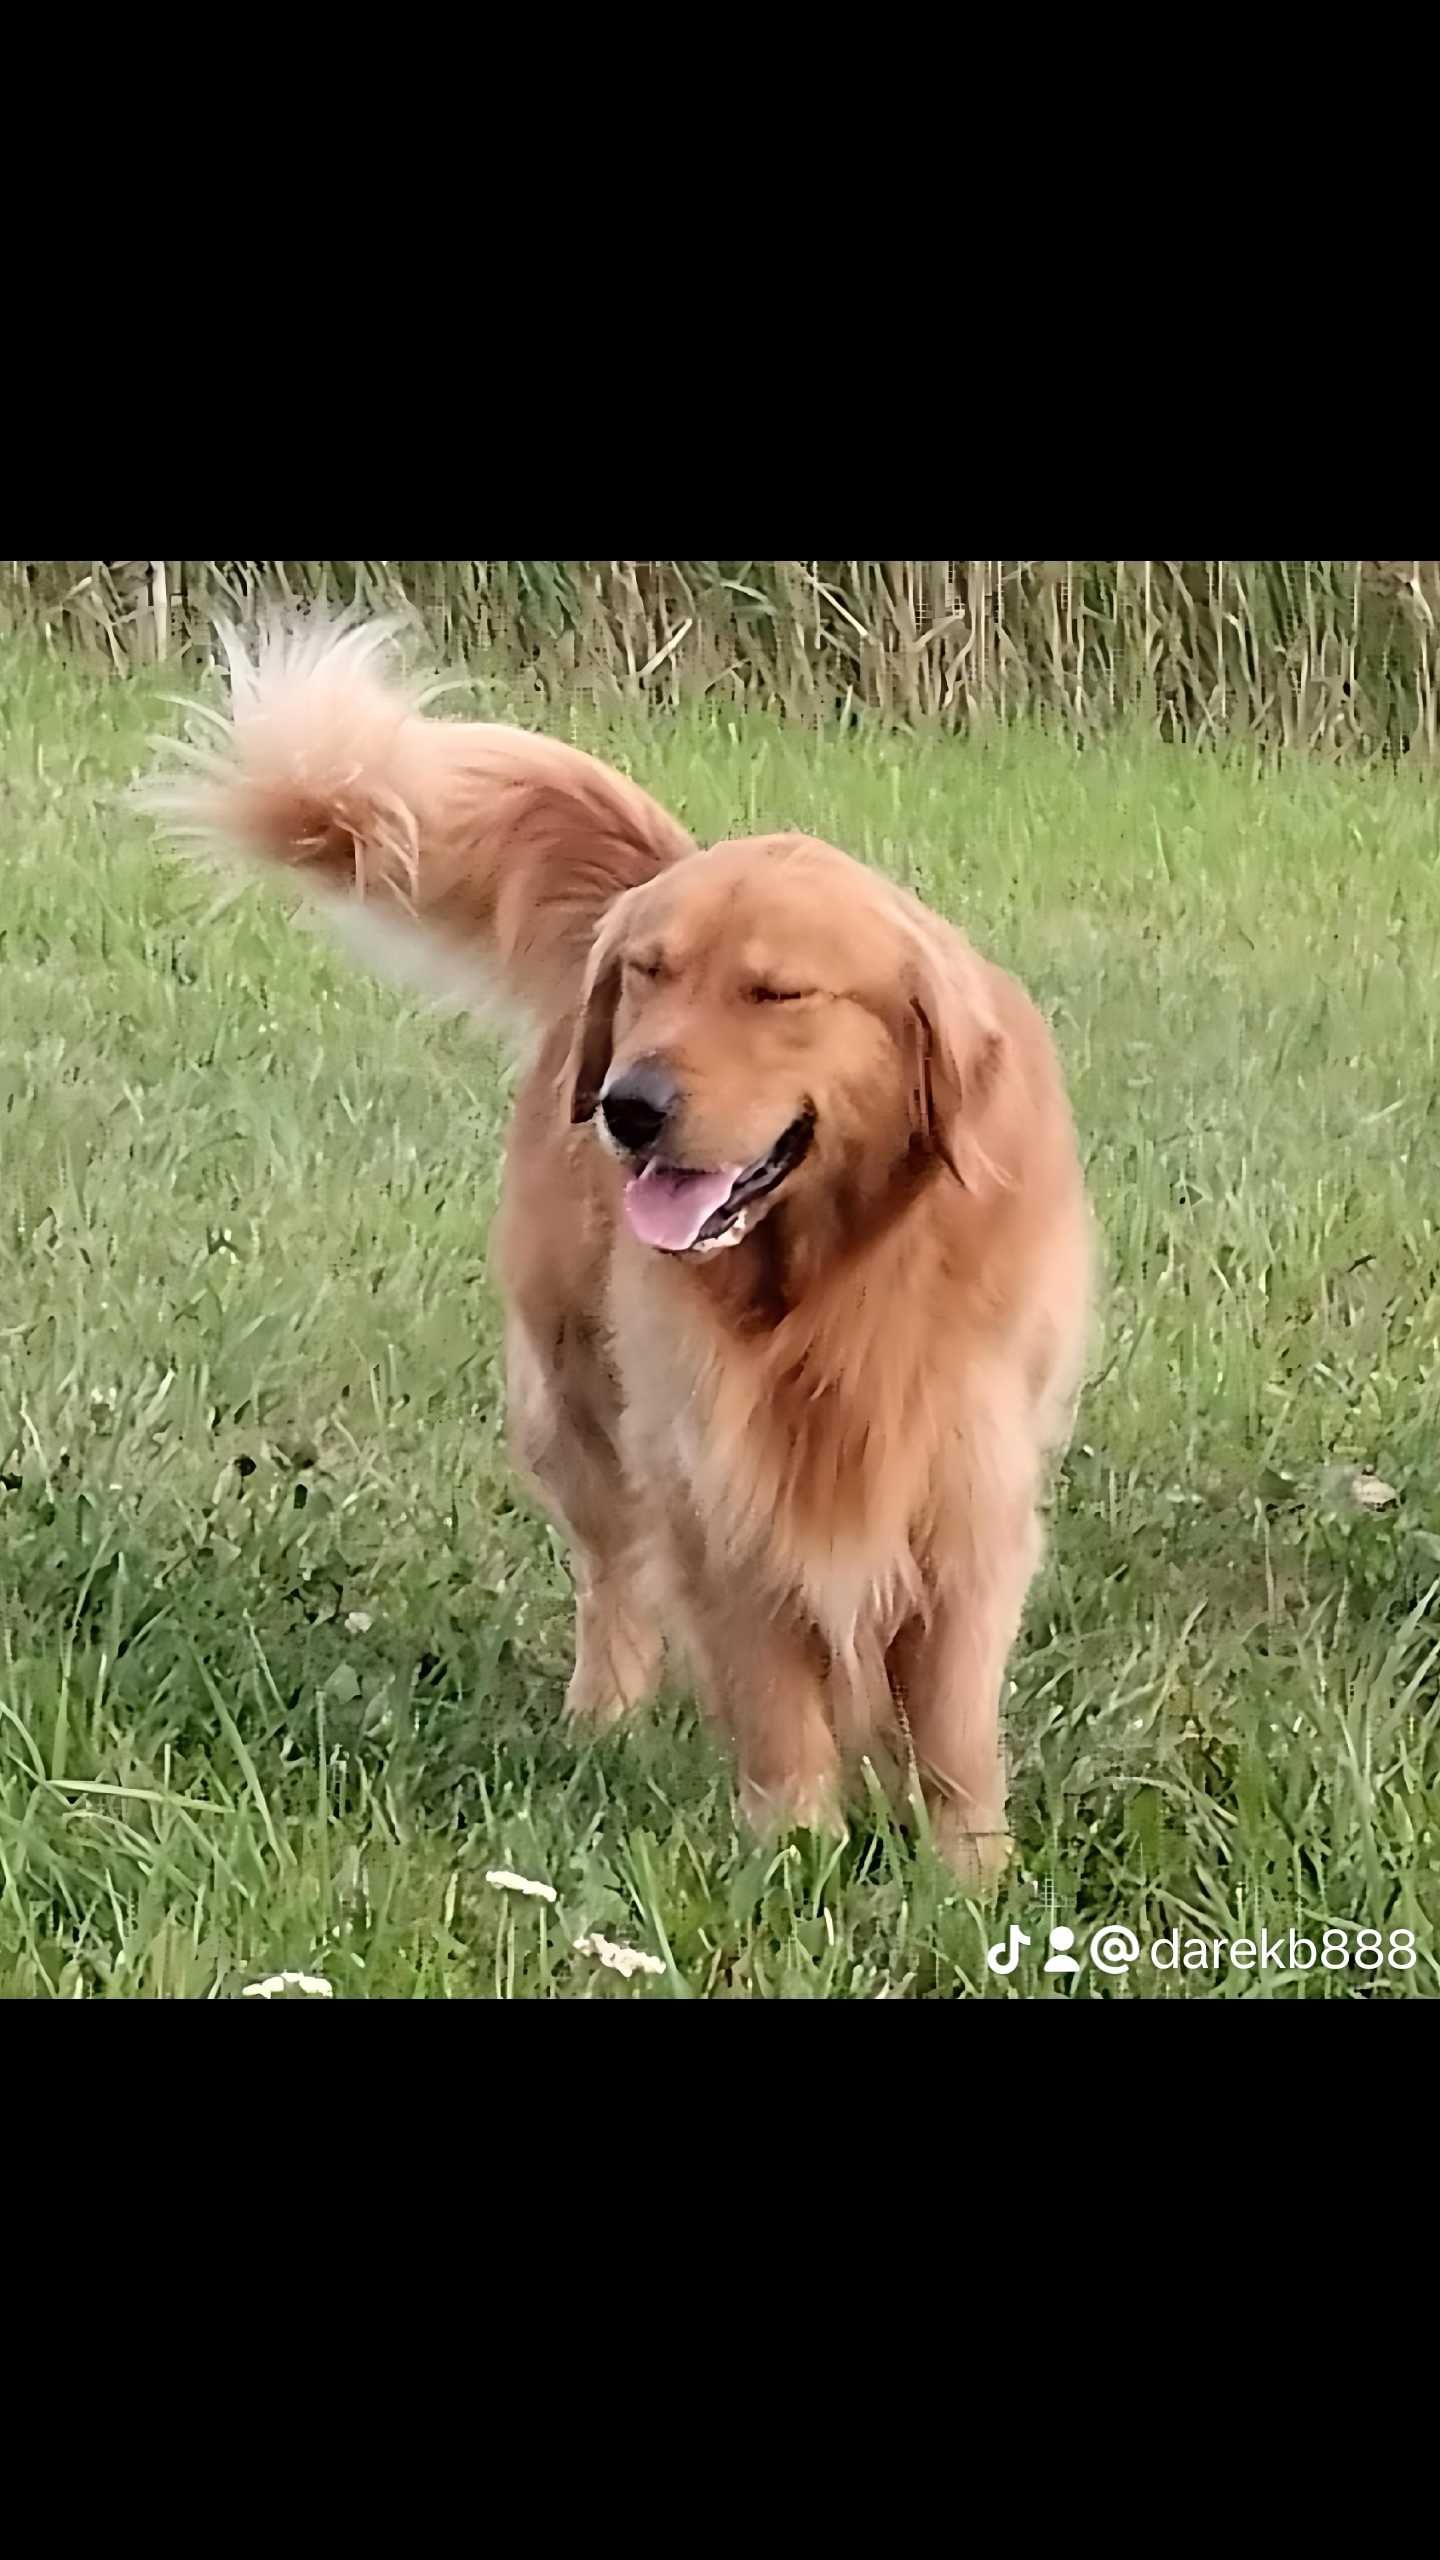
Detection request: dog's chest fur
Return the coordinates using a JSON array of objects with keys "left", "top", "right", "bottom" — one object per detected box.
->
[{"left": 609, "top": 1227, "right": 953, "bottom": 1671}]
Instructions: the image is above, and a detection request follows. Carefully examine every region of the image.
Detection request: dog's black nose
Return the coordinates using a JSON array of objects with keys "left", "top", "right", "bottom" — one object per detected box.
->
[{"left": 600, "top": 1060, "right": 678, "bottom": 1159}]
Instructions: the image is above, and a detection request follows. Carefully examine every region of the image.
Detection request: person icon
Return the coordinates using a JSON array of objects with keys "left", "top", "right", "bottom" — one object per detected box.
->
[{"left": 1044, "top": 1926, "right": 1081, "bottom": 1975}]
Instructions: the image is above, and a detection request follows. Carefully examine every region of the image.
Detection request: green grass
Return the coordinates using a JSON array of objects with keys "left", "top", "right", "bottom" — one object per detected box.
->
[
  {"left": 10, "top": 560, "right": 1439, "bottom": 757},
  {"left": 2, "top": 642, "right": 1439, "bottom": 1997}
]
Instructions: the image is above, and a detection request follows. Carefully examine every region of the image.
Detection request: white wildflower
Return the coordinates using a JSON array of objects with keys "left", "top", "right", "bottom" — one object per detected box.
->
[
  {"left": 573, "top": 1933, "right": 665, "bottom": 1980},
  {"left": 485, "top": 1869, "right": 557, "bottom": 1903},
  {"left": 241, "top": 1971, "right": 333, "bottom": 2000},
  {"left": 344, "top": 1610, "right": 373, "bottom": 1634}
]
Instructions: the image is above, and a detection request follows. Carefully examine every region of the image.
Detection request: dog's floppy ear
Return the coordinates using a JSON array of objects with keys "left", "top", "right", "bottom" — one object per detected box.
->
[
  {"left": 905, "top": 924, "right": 1010, "bottom": 1193},
  {"left": 564, "top": 911, "right": 626, "bottom": 1124}
]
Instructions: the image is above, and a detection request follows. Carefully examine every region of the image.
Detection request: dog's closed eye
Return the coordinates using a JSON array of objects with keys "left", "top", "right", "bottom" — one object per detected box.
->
[{"left": 748, "top": 983, "right": 814, "bottom": 1006}]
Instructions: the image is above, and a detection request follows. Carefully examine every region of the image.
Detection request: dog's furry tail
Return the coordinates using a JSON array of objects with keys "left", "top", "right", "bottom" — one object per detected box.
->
[{"left": 140, "top": 613, "right": 693, "bottom": 1028}]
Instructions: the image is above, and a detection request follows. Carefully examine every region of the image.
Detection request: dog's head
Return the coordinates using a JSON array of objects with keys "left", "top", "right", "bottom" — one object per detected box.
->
[{"left": 565, "top": 836, "right": 1007, "bottom": 1257}]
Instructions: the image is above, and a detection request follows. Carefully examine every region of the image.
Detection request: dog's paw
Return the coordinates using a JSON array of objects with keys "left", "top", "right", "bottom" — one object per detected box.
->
[
  {"left": 565, "top": 1604, "right": 661, "bottom": 1731},
  {"left": 930, "top": 1812, "right": 1014, "bottom": 1895},
  {"left": 564, "top": 1666, "right": 645, "bottom": 1731},
  {"left": 739, "top": 1771, "right": 846, "bottom": 1841}
]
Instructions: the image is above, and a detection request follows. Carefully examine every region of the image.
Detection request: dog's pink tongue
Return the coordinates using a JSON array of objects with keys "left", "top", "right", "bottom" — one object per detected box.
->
[{"left": 623, "top": 1163, "right": 739, "bottom": 1252}]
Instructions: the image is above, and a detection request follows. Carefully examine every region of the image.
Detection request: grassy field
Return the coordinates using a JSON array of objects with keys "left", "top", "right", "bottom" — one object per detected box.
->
[{"left": 2, "top": 643, "right": 1438, "bottom": 1997}]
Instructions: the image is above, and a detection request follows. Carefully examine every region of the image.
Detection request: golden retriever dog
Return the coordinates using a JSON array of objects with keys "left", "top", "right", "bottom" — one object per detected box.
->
[{"left": 150, "top": 617, "right": 1092, "bottom": 1884}]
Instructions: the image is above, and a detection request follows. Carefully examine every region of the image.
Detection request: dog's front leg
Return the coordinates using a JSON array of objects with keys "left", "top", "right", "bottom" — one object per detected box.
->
[
  {"left": 890, "top": 1483, "right": 1043, "bottom": 1892},
  {"left": 672, "top": 1558, "right": 842, "bottom": 1837},
  {"left": 504, "top": 1313, "right": 662, "bottom": 1728}
]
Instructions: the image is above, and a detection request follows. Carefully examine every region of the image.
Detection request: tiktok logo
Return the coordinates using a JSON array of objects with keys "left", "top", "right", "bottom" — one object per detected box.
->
[{"left": 985, "top": 1926, "right": 1031, "bottom": 1974}]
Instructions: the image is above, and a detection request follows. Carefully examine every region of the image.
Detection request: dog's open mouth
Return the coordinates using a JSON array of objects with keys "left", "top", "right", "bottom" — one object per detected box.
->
[{"left": 622, "top": 1113, "right": 814, "bottom": 1254}]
